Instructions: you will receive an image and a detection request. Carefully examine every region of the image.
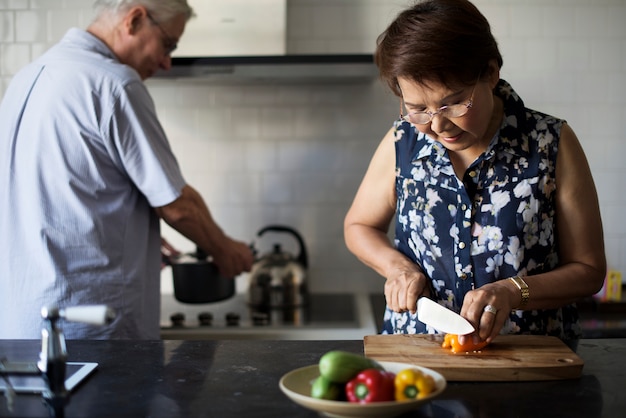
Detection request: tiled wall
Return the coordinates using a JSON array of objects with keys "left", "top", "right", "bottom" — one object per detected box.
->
[{"left": 1, "top": 0, "right": 624, "bottom": 294}]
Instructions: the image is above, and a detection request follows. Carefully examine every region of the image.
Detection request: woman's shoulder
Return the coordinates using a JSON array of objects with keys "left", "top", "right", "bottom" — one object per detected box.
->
[
  {"left": 393, "top": 120, "right": 437, "bottom": 158},
  {"left": 498, "top": 80, "right": 565, "bottom": 123},
  {"left": 496, "top": 80, "right": 565, "bottom": 153}
]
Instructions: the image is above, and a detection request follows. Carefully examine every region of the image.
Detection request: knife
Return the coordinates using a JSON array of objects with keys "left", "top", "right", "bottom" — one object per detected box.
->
[{"left": 417, "top": 297, "right": 475, "bottom": 335}]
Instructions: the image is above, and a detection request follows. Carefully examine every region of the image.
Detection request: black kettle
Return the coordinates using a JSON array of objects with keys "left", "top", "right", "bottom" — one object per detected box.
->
[{"left": 248, "top": 225, "right": 308, "bottom": 308}]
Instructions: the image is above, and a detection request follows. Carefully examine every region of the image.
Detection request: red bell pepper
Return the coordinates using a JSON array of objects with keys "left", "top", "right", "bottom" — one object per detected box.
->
[{"left": 345, "top": 368, "right": 396, "bottom": 403}]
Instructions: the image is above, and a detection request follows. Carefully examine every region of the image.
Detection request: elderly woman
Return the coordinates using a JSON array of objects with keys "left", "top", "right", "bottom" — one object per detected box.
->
[{"left": 344, "top": 0, "right": 606, "bottom": 347}]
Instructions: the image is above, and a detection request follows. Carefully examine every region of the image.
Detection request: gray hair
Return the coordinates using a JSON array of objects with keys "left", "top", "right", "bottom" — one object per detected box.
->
[{"left": 93, "top": 0, "right": 194, "bottom": 22}]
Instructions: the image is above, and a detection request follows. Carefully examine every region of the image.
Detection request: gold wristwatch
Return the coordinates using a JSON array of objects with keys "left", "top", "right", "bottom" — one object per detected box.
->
[{"left": 509, "top": 275, "right": 529, "bottom": 309}]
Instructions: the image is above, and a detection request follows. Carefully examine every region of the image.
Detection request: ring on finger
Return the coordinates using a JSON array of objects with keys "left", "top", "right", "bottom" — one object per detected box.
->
[{"left": 483, "top": 304, "right": 497, "bottom": 315}]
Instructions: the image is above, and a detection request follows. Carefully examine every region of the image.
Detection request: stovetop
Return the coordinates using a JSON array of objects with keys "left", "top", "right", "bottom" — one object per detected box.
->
[
  {"left": 161, "top": 293, "right": 359, "bottom": 329},
  {"left": 159, "top": 292, "right": 378, "bottom": 340}
]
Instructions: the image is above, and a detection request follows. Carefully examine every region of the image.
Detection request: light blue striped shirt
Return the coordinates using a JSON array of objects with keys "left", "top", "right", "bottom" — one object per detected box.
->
[{"left": 0, "top": 28, "right": 186, "bottom": 339}]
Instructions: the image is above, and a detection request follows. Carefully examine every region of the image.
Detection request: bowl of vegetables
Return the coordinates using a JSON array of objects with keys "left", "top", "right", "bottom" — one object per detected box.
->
[{"left": 279, "top": 351, "right": 446, "bottom": 418}]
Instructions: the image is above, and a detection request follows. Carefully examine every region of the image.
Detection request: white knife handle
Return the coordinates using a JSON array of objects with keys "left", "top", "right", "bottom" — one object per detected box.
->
[{"left": 61, "top": 305, "right": 116, "bottom": 325}]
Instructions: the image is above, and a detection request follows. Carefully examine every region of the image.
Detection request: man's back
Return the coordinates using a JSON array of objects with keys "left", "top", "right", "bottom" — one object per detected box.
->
[{"left": 0, "top": 28, "right": 184, "bottom": 339}]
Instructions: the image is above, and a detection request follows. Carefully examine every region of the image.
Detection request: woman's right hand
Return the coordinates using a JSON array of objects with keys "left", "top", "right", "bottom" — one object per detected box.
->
[
  {"left": 384, "top": 264, "right": 431, "bottom": 314},
  {"left": 344, "top": 128, "right": 429, "bottom": 312}
]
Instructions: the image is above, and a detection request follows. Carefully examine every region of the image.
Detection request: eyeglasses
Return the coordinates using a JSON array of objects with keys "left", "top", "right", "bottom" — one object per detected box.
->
[
  {"left": 399, "top": 80, "right": 478, "bottom": 125},
  {"left": 146, "top": 12, "right": 177, "bottom": 55}
]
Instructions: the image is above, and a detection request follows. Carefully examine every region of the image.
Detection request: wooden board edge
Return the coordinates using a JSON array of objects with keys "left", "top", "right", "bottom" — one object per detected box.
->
[
  {"left": 427, "top": 363, "right": 584, "bottom": 382},
  {"left": 364, "top": 356, "right": 584, "bottom": 382}
]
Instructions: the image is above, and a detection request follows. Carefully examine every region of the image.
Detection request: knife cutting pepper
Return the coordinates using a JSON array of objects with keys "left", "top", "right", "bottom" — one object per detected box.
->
[
  {"left": 442, "top": 333, "right": 489, "bottom": 353},
  {"left": 345, "top": 368, "right": 396, "bottom": 403},
  {"left": 394, "top": 368, "right": 436, "bottom": 400}
]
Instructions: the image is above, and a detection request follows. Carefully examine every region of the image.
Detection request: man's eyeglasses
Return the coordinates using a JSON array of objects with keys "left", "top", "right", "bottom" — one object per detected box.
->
[
  {"left": 399, "top": 80, "right": 478, "bottom": 125},
  {"left": 146, "top": 12, "right": 177, "bottom": 55}
]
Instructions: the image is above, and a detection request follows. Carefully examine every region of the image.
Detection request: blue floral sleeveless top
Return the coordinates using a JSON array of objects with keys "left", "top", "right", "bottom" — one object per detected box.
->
[{"left": 382, "top": 80, "right": 582, "bottom": 342}]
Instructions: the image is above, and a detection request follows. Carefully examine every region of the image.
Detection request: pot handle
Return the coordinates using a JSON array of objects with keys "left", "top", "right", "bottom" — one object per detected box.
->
[
  {"left": 161, "top": 246, "right": 208, "bottom": 266},
  {"left": 195, "top": 246, "right": 209, "bottom": 260},
  {"left": 256, "top": 225, "right": 308, "bottom": 268}
]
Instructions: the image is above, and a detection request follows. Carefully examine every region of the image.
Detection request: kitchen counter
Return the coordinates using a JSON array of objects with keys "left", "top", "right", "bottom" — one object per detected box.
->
[{"left": 0, "top": 338, "right": 624, "bottom": 417}]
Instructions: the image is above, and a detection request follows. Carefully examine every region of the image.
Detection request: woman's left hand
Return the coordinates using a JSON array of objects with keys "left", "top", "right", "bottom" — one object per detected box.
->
[{"left": 458, "top": 279, "right": 518, "bottom": 344}]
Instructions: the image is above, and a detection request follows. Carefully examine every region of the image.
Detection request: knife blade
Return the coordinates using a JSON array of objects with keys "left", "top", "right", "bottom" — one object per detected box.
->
[{"left": 417, "top": 297, "right": 475, "bottom": 335}]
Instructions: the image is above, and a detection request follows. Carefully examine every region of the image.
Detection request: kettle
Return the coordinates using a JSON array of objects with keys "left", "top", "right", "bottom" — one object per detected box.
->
[{"left": 248, "top": 225, "right": 308, "bottom": 308}]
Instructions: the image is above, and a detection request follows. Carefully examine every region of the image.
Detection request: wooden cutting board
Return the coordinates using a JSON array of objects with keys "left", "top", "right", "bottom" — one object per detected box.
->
[{"left": 363, "top": 334, "right": 583, "bottom": 381}]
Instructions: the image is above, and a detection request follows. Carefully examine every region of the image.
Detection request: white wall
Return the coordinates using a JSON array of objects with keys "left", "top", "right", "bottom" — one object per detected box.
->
[{"left": 1, "top": 0, "right": 625, "bottom": 294}]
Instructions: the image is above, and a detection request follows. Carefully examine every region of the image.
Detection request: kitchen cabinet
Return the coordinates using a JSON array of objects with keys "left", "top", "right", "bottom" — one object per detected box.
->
[{"left": 0, "top": 338, "right": 624, "bottom": 417}]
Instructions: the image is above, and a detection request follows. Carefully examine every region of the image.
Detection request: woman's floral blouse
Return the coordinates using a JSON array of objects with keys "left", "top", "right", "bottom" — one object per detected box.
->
[{"left": 382, "top": 79, "right": 582, "bottom": 342}]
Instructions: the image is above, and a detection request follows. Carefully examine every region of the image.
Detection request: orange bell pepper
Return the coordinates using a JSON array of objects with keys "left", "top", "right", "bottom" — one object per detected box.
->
[{"left": 442, "top": 333, "right": 489, "bottom": 353}]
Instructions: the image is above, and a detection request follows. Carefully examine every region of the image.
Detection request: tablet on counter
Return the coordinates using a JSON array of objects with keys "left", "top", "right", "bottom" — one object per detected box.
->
[{"left": 0, "top": 362, "right": 98, "bottom": 394}]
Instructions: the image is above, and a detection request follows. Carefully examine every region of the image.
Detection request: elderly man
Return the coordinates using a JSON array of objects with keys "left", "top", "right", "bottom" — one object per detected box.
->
[{"left": 0, "top": 0, "right": 254, "bottom": 339}]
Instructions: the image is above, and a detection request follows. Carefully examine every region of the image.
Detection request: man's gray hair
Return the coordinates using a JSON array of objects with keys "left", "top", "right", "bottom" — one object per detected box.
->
[{"left": 93, "top": 0, "right": 194, "bottom": 21}]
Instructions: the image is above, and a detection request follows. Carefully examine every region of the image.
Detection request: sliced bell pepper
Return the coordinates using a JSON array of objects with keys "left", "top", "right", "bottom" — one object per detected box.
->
[
  {"left": 442, "top": 333, "right": 489, "bottom": 353},
  {"left": 345, "top": 368, "right": 396, "bottom": 403},
  {"left": 394, "top": 368, "right": 436, "bottom": 400}
]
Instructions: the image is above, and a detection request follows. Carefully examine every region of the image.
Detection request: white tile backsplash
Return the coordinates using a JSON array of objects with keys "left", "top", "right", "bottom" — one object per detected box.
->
[
  {"left": 0, "top": 11, "right": 15, "bottom": 42},
  {"left": 15, "top": 10, "right": 45, "bottom": 42},
  {"left": 558, "top": 39, "right": 591, "bottom": 72},
  {"left": 509, "top": 6, "right": 544, "bottom": 38},
  {"left": 1, "top": 0, "right": 625, "bottom": 291},
  {"left": 524, "top": 39, "right": 559, "bottom": 72},
  {"left": 1, "top": 1, "right": 28, "bottom": 10},
  {"left": 0, "top": 43, "right": 30, "bottom": 74}
]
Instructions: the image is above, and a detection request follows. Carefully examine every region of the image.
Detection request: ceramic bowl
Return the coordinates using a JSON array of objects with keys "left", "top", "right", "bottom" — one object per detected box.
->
[{"left": 279, "top": 361, "right": 446, "bottom": 418}]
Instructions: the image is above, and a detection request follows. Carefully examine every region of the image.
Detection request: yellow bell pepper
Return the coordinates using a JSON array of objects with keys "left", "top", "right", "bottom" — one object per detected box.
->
[{"left": 394, "top": 368, "right": 436, "bottom": 401}]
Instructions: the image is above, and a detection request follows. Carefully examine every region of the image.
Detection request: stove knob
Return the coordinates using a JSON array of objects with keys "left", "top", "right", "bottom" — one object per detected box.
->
[
  {"left": 198, "top": 312, "right": 213, "bottom": 326},
  {"left": 225, "top": 312, "right": 240, "bottom": 327},
  {"left": 252, "top": 311, "right": 270, "bottom": 326},
  {"left": 170, "top": 312, "right": 185, "bottom": 327}
]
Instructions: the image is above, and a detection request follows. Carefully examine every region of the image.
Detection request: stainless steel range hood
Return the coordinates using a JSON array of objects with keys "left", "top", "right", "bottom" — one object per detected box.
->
[
  {"left": 153, "top": 54, "right": 378, "bottom": 84},
  {"left": 152, "top": 1, "right": 378, "bottom": 84}
]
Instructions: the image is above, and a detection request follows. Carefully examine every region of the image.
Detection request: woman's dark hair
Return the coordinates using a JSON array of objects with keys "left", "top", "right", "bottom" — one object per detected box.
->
[{"left": 375, "top": 0, "right": 503, "bottom": 96}]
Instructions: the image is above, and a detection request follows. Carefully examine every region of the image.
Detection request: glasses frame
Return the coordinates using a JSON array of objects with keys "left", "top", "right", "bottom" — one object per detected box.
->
[
  {"left": 399, "top": 79, "right": 479, "bottom": 125},
  {"left": 146, "top": 12, "right": 177, "bottom": 55}
]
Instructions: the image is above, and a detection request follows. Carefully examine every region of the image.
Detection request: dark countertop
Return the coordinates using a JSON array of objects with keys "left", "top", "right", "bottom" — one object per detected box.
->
[{"left": 1, "top": 338, "right": 625, "bottom": 418}]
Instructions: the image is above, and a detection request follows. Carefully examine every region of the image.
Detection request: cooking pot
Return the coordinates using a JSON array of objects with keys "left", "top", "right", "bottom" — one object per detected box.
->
[
  {"left": 167, "top": 247, "right": 235, "bottom": 304},
  {"left": 248, "top": 225, "right": 308, "bottom": 308}
]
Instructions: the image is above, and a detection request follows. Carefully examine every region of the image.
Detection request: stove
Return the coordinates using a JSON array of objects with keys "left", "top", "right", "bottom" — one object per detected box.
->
[{"left": 160, "top": 292, "right": 378, "bottom": 340}]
